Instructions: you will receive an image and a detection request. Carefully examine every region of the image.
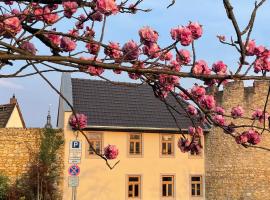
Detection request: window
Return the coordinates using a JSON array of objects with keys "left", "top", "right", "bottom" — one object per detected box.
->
[
  {"left": 161, "top": 175, "right": 175, "bottom": 198},
  {"left": 160, "top": 135, "right": 174, "bottom": 156},
  {"left": 190, "top": 137, "right": 203, "bottom": 157},
  {"left": 127, "top": 175, "right": 141, "bottom": 199},
  {"left": 86, "top": 133, "right": 103, "bottom": 157},
  {"left": 191, "top": 176, "right": 203, "bottom": 197},
  {"left": 129, "top": 134, "right": 142, "bottom": 156}
]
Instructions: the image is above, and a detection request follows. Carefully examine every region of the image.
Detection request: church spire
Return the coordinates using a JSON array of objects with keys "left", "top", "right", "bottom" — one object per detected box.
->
[{"left": 44, "top": 104, "right": 52, "bottom": 129}]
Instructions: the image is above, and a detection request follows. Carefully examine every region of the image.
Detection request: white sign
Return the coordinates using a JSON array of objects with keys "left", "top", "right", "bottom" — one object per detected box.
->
[
  {"left": 69, "top": 140, "right": 82, "bottom": 164},
  {"left": 68, "top": 176, "right": 79, "bottom": 187}
]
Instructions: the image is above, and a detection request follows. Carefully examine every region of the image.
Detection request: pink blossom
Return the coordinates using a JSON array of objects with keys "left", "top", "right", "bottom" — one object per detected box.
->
[
  {"left": 20, "top": 41, "right": 36, "bottom": 55},
  {"left": 43, "top": 7, "right": 59, "bottom": 24},
  {"left": 113, "top": 69, "right": 122, "bottom": 74},
  {"left": 128, "top": 62, "right": 144, "bottom": 80},
  {"left": 85, "top": 27, "right": 95, "bottom": 38},
  {"left": 217, "top": 35, "right": 226, "bottom": 41},
  {"left": 192, "top": 60, "right": 211, "bottom": 75},
  {"left": 246, "top": 129, "right": 261, "bottom": 145},
  {"left": 76, "top": 14, "right": 86, "bottom": 29},
  {"left": 60, "top": 37, "right": 76, "bottom": 52},
  {"left": 68, "top": 29, "right": 79, "bottom": 37},
  {"left": 5, "top": 1, "right": 13, "bottom": 5},
  {"left": 245, "top": 40, "right": 256, "bottom": 56},
  {"left": 212, "top": 61, "right": 227, "bottom": 75},
  {"left": 104, "top": 144, "right": 119, "bottom": 159},
  {"left": 187, "top": 105, "right": 197, "bottom": 115},
  {"left": 63, "top": 1, "right": 78, "bottom": 18},
  {"left": 254, "top": 45, "right": 266, "bottom": 57},
  {"left": 170, "top": 26, "right": 193, "bottom": 46},
  {"left": 189, "top": 142, "right": 202, "bottom": 155},
  {"left": 2, "top": 16, "right": 22, "bottom": 36},
  {"left": 160, "top": 51, "right": 173, "bottom": 61},
  {"left": 158, "top": 74, "right": 180, "bottom": 93},
  {"left": 170, "top": 60, "right": 181, "bottom": 72},
  {"left": 236, "top": 129, "right": 261, "bottom": 145},
  {"left": 254, "top": 56, "right": 270, "bottom": 73},
  {"left": 86, "top": 42, "right": 100, "bottom": 55},
  {"left": 235, "top": 134, "right": 248, "bottom": 144},
  {"left": 46, "top": 32, "right": 61, "bottom": 46},
  {"left": 142, "top": 43, "right": 161, "bottom": 59},
  {"left": 122, "top": 40, "right": 140, "bottom": 60},
  {"left": 231, "top": 106, "right": 244, "bottom": 118},
  {"left": 90, "top": 11, "right": 103, "bottom": 22},
  {"left": 199, "top": 95, "right": 216, "bottom": 110},
  {"left": 191, "top": 84, "right": 206, "bottom": 98},
  {"left": 252, "top": 109, "right": 269, "bottom": 123},
  {"left": 213, "top": 114, "right": 225, "bottom": 126},
  {"left": 176, "top": 49, "right": 191, "bottom": 65},
  {"left": 69, "top": 113, "right": 87, "bottom": 129},
  {"left": 178, "top": 138, "right": 191, "bottom": 153},
  {"left": 96, "top": 0, "right": 119, "bottom": 15},
  {"left": 215, "top": 106, "right": 225, "bottom": 115},
  {"left": 104, "top": 42, "right": 122, "bottom": 59},
  {"left": 188, "top": 126, "right": 203, "bottom": 137},
  {"left": 187, "top": 22, "right": 203, "bottom": 40},
  {"left": 80, "top": 57, "right": 104, "bottom": 76},
  {"left": 139, "top": 26, "right": 159, "bottom": 44}
]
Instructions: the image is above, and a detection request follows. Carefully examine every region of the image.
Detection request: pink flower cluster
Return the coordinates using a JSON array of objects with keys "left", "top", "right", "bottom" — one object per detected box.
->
[
  {"left": 160, "top": 51, "right": 173, "bottom": 61},
  {"left": 191, "top": 85, "right": 206, "bottom": 98},
  {"left": 63, "top": 1, "right": 78, "bottom": 18},
  {"left": 212, "top": 61, "right": 227, "bottom": 75},
  {"left": 187, "top": 105, "right": 198, "bottom": 116},
  {"left": 158, "top": 75, "right": 180, "bottom": 97},
  {"left": 96, "top": 0, "right": 119, "bottom": 15},
  {"left": 178, "top": 138, "right": 191, "bottom": 153},
  {"left": 215, "top": 106, "right": 225, "bottom": 115},
  {"left": 104, "top": 42, "right": 122, "bottom": 60},
  {"left": 20, "top": 41, "right": 36, "bottom": 55},
  {"left": 128, "top": 62, "right": 144, "bottom": 80},
  {"left": 235, "top": 129, "right": 261, "bottom": 145},
  {"left": 213, "top": 114, "right": 225, "bottom": 126},
  {"left": 34, "top": 6, "right": 59, "bottom": 24},
  {"left": 142, "top": 43, "right": 161, "bottom": 59},
  {"left": 122, "top": 40, "right": 140, "bottom": 61},
  {"left": 188, "top": 126, "right": 203, "bottom": 137},
  {"left": 0, "top": 16, "right": 22, "bottom": 37},
  {"left": 86, "top": 42, "right": 99, "bottom": 55},
  {"left": 231, "top": 106, "right": 244, "bottom": 118},
  {"left": 139, "top": 26, "right": 159, "bottom": 44},
  {"left": 252, "top": 109, "right": 269, "bottom": 123},
  {"left": 60, "top": 37, "right": 77, "bottom": 52},
  {"left": 176, "top": 49, "right": 191, "bottom": 65},
  {"left": 69, "top": 113, "right": 88, "bottom": 129},
  {"left": 104, "top": 144, "right": 119, "bottom": 159},
  {"left": 46, "top": 31, "right": 61, "bottom": 46},
  {"left": 192, "top": 60, "right": 211, "bottom": 75},
  {"left": 171, "top": 22, "right": 203, "bottom": 46},
  {"left": 80, "top": 57, "right": 104, "bottom": 76}
]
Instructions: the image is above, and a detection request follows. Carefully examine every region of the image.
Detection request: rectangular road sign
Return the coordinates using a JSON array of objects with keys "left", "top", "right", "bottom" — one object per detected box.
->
[
  {"left": 69, "top": 140, "right": 82, "bottom": 164},
  {"left": 68, "top": 176, "right": 79, "bottom": 187}
]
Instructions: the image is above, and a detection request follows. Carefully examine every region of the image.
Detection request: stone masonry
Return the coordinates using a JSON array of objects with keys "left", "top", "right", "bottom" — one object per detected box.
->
[
  {"left": 205, "top": 81, "right": 270, "bottom": 200},
  {"left": 0, "top": 128, "right": 64, "bottom": 185}
]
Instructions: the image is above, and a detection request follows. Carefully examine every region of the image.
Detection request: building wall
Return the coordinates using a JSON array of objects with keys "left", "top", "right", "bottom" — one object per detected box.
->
[
  {"left": 62, "top": 112, "right": 205, "bottom": 200},
  {"left": 205, "top": 81, "right": 270, "bottom": 200},
  {"left": 5, "top": 106, "right": 24, "bottom": 128},
  {"left": 0, "top": 128, "right": 41, "bottom": 181}
]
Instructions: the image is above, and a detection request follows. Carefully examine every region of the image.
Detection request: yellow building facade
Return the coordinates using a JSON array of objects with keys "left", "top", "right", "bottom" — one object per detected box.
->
[
  {"left": 58, "top": 73, "right": 205, "bottom": 200},
  {"left": 61, "top": 112, "right": 205, "bottom": 200}
]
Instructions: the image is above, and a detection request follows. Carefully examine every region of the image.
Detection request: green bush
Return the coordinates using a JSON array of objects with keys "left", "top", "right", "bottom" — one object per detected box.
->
[{"left": 0, "top": 174, "right": 9, "bottom": 200}]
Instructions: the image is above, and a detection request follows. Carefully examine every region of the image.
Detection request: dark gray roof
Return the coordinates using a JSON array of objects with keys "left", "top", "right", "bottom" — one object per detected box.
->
[
  {"left": 0, "top": 104, "right": 15, "bottom": 128},
  {"left": 71, "top": 78, "right": 202, "bottom": 132}
]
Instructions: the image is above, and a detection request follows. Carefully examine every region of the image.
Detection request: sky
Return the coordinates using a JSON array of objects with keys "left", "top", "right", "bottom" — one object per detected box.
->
[{"left": 1, "top": 0, "right": 270, "bottom": 127}]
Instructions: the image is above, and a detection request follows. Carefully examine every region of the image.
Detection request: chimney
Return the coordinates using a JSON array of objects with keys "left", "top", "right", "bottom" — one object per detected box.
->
[{"left": 10, "top": 94, "right": 17, "bottom": 104}]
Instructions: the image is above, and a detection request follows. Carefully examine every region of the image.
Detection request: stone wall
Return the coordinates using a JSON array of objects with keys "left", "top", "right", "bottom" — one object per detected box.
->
[
  {"left": 0, "top": 128, "right": 64, "bottom": 185},
  {"left": 205, "top": 81, "right": 270, "bottom": 200}
]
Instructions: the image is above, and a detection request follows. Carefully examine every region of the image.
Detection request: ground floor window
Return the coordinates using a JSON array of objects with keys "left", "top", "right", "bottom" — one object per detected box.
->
[
  {"left": 191, "top": 175, "right": 203, "bottom": 197},
  {"left": 127, "top": 175, "right": 141, "bottom": 199},
  {"left": 161, "top": 175, "right": 175, "bottom": 198}
]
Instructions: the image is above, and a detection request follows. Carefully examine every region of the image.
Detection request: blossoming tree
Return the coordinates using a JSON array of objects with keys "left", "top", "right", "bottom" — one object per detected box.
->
[{"left": 0, "top": 0, "right": 270, "bottom": 168}]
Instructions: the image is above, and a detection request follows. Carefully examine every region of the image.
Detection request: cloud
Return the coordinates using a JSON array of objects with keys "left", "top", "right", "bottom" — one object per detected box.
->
[{"left": 0, "top": 79, "right": 24, "bottom": 90}]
